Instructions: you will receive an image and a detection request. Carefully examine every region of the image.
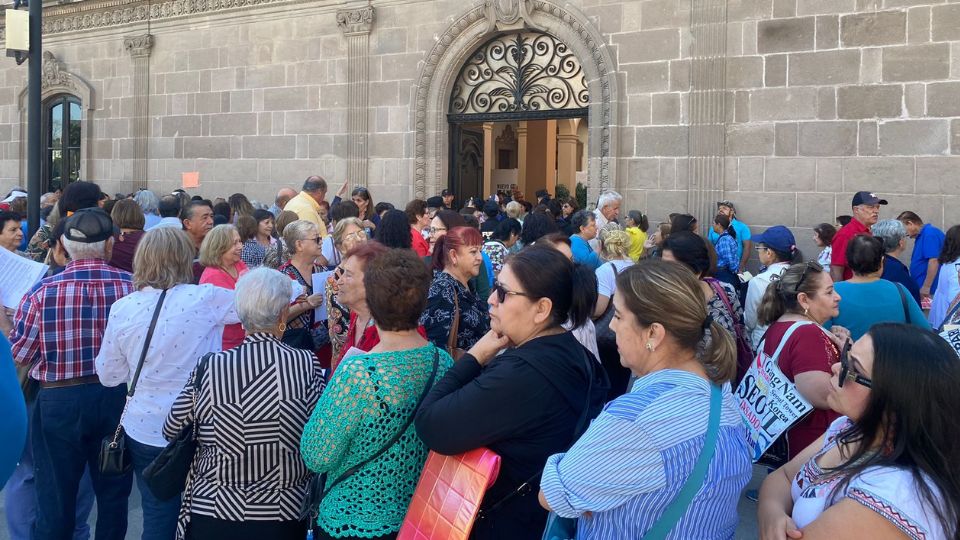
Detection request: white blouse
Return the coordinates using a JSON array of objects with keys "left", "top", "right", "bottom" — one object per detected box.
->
[
  {"left": 95, "top": 284, "right": 239, "bottom": 447},
  {"left": 791, "top": 417, "right": 950, "bottom": 540}
]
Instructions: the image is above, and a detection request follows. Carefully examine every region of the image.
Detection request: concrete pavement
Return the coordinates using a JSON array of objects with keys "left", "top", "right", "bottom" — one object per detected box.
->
[{"left": 0, "top": 467, "right": 765, "bottom": 539}]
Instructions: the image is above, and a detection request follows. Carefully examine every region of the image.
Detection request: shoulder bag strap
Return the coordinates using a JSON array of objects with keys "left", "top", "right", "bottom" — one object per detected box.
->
[
  {"left": 189, "top": 353, "right": 213, "bottom": 436},
  {"left": 705, "top": 279, "right": 751, "bottom": 347},
  {"left": 320, "top": 346, "right": 440, "bottom": 501},
  {"left": 642, "top": 384, "right": 723, "bottom": 539},
  {"left": 447, "top": 283, "right": 461, "bottom": 354},
  {"left": 481, "top": 346, "right": 597, "bottom": 518},
  {"left": 597, "top": 263, "right": 620, "bottom": 320},
  {"left": 127, "top": 289, "right": 169, "bottom": 398},
  {"left": 705, "top": 278, "right": 734, "bottom": 319},
  {"left": 770, "top": 321, "right": 813, "bottom": 362},
  {"left": 940, "top": 293, "right": 960, "bottom": 332},
  {"left": 107, "top": 289, "right": 168, "bottom": 446},
  {"left": 895, "top": 283, "right": 911, "bottom": 324}
]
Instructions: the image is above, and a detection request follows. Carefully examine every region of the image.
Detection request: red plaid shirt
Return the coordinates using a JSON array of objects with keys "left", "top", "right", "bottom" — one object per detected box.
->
[{"left": 11, "top": 258, "right": 134, "bottom": 382}]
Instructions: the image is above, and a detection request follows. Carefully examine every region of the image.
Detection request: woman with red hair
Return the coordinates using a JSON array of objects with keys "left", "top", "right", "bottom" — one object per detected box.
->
[
  {"left": 419, "top": 226, "right": 490, "bottom": 356},
  {"left": 330, "top": 241, "right": 429, "bottom": 373}
]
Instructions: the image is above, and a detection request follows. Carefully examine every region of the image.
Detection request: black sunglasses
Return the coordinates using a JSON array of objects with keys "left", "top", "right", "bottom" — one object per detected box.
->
[
  {"left": 492, "top": 281, "right": 532, "bottom": 304},
  {"left": 838, "top": 341, "right": 872, "bottom": 389},
  {"left": 794, "top": 261, "right": 821, "bottom": 292}
]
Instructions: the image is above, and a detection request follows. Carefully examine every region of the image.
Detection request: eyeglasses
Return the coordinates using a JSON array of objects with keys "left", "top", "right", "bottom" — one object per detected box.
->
[
  {"left": 304, "top": 236, "right": 321, "bottom": 244},
  {"left": 428, "top": 226, "right": 447, "bottom": 235},
  {"left": 492, "top": 281, "right": 532, "bottom": 303},
  {"left": 343, "top": 231, "right": 366, "bottom": 242},
  {"left": 838, "top": 341, "right": 872, "bottom": 389}
]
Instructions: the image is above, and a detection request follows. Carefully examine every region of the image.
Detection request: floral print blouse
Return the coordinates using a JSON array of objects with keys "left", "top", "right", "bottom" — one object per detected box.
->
[
  {"left": 419, "top": 270, "right": 490, "bottom": 352},
  {"left": 326, "top": 266, "right": 350, "bottom": 362}
]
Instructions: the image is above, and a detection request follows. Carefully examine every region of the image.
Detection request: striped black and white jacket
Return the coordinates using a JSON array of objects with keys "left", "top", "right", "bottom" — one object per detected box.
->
[{"left": 163, "top": 332, "right": 325, "bottom": 537}]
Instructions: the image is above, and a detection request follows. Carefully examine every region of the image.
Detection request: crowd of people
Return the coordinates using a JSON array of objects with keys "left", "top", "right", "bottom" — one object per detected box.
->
[{"left": 0, "top": 179, "right": 958, "bottom": 540}]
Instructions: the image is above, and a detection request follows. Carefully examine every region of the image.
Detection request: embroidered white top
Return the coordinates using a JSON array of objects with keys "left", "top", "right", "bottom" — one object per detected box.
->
[{"left": 791, "top": 416, "right": 951, "bottom": 540}]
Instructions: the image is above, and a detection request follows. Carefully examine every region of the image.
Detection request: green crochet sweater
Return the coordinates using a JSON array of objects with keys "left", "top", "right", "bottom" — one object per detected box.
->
[{"left": 300, "top": 344, "right": 453, "bottom": 538}]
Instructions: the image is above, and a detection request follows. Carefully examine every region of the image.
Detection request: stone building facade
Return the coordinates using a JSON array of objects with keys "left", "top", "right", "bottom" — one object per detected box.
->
[{"left": 0, "top": 0, "right": 958, "bottom": 254}]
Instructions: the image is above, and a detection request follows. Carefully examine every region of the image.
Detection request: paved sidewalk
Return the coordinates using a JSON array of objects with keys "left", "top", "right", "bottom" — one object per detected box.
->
[{"left": 0, "top": 466, "right": 765, "bottom": 539}]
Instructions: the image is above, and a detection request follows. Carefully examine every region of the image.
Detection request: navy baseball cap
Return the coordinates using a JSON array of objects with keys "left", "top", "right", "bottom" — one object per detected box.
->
[
  {"left": 851, "top": 191, "right": 888, "bottom": 206},
  {"left": 752, "top": 225, "right": 796, "bottom": 254}
]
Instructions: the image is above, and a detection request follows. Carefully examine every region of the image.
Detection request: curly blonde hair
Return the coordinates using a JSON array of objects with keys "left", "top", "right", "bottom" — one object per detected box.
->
[{"left": 599, "top": 227, "right": 632, "bottom": 261}]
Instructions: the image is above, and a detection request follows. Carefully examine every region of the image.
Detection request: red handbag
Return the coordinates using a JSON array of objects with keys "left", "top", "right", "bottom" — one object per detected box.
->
[{"left": 397, "top": 448, "right": 501, "bottom": 540}]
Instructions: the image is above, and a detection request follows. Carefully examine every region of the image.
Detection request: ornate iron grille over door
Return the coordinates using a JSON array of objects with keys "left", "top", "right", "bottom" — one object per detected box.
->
[{"left": 448, "top": 32, "right": 589, "bottom": 123}]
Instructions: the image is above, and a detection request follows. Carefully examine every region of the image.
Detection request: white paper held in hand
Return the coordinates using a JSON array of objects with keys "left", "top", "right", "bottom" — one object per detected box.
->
[
  {"left": 312, "top": 270, "right": 334, "bottom": 321},
  {"left": 0, "top": 248, "right": 48, "bottom": 309}
]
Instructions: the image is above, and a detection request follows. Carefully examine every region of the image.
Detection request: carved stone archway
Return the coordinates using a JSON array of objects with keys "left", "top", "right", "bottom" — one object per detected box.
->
[
  {"left": 17, "top": 51, "right": 95, "bottom": 185},
  {"left": 412, "top": 0, "right": 619, "bottom": 199}
]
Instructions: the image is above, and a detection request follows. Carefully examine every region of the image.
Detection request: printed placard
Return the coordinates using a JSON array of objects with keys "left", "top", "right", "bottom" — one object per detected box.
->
[{"left": 734, "top": 324, "right": 814, "bottom": 462}]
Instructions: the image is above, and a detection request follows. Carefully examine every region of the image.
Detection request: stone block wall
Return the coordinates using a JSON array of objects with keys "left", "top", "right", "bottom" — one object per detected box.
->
[
  {"left": 0, "top": 0, "right": 957, "bottom": 261},
  {"left": 605, "top": 0, "right": 960, "bottom": 259}
]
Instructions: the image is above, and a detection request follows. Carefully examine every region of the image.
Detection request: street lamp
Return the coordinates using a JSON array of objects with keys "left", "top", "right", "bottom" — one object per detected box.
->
[{"left": 4, "top": 0, "right": 42, "bottom": 237}]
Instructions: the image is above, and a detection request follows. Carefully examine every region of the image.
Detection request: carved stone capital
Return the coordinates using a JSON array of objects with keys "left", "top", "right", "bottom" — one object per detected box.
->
[
  {"left": 124, "top": 34, "right": 153, "bottom": 58},
  {"left": 336, "top": 6, "right": 374, "bottom": 36}
]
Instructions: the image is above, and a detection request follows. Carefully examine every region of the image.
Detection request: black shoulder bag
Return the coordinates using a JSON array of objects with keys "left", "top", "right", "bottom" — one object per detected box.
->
[
  {"left": 142, "top": 352, "right": 213, "bottom": 501},
  {"left": 99, "top": 289, "right": 169, "bottom": 476},
  {"left": 300, "top": 346, "right": 440, "bottom": 528}
]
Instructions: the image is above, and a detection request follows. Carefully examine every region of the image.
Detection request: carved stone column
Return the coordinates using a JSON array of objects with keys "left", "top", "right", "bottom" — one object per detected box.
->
[
  {"left": 337, "top": 7, "right": 374, "bottom": 187},
  {"left": 557, "top": 119, "right": 580, "bottom": 194},
  {"left": 124, "top": 34, "right": 152, "bottom": 191},
  {"left": 482, "top": 122, "right": 494, "bottom": 198},
  {"left": 687, "top": 0, "right": 727, "bottom": 235}
]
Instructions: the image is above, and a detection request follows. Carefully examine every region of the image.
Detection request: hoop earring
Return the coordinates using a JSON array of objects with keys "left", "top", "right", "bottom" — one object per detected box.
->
[{"left": 278, "top": 322, "right": 287, "bottom": 332}]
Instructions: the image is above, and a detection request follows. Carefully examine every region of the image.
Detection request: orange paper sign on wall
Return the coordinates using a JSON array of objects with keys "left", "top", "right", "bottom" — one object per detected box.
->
[{"left": 181, "top": 172, "right": 200, "bottom": 189}]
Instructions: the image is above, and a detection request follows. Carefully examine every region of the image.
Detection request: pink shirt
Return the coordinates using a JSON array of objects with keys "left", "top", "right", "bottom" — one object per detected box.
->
[{"left": 199, "top": 261, "right": 249, "bottom": 350}]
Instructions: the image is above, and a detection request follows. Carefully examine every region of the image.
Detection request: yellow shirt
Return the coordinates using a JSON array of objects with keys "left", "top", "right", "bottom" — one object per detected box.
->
[
  {"left": 283, "top": 191, "right": 328, "bottom": 237},
  {"left": 625, "top": 227, "right": 647, "bottom": 261}
]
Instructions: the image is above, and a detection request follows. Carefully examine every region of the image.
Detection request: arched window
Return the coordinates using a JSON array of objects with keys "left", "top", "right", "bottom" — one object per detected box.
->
[{"left": 43, "top": 94, "right": 81, "bottom": 192}]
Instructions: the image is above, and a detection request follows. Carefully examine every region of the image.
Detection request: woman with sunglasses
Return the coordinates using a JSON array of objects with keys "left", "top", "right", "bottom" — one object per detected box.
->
[
  {"left": 758, "top": 324, "right": 960, "bottom": 540},
  {"left": 756, "top": 261, "right": 847, "bottom": 460},
  {"left": 415, "top": 245, "right": 609, "bottom": 539},
  {"left": 278, "top": 220, "right": 329, "bottom": 358}
]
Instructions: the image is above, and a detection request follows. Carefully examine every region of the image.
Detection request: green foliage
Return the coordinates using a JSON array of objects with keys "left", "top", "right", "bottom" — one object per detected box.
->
[
  {"left": 555, "top": 184, "right": 570, "bottom": 202},
  {"left": 575, "top": 182, "right": 588, "bottom": 210}
]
